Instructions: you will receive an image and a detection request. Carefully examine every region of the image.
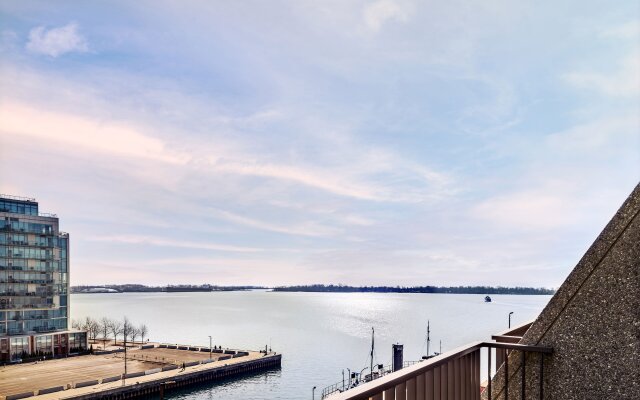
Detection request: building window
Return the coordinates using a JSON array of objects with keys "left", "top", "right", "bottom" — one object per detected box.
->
[
  {"left": 36, "top": 335, "right": 53, "bottom": 355},
  {"left": 10, "top": 337, "right": 29, "bottom": 360}
]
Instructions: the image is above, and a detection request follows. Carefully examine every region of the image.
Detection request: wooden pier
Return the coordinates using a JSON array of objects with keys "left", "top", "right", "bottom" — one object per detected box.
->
[{"left": 0, "top": 345, "right": 281, "bottom": 400}]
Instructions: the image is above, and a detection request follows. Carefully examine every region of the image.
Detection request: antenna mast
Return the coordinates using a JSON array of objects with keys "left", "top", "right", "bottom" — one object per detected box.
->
[
  {"left": 370, "top": 327, "right": 374, "bottom": 381},
  {"left": 426, "top": 320, "right": 431, "bottom": 357}
]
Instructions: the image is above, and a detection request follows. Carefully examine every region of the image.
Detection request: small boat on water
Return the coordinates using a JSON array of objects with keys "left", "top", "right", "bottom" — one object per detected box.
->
[{"left": 484, "top": 295, "right": 492, "bottom": 302}]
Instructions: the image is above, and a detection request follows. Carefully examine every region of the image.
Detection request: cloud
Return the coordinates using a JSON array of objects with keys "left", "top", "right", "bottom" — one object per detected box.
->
[
  {"left": 599, "top": 20, "right": 640, "bottom": 39},
  {"left": 565, "top": 21, "right": 640, "bottom": 98},
  {"left": 471, "top": 188, "right": 580, "bottom": 230},
  {"left": 0, "top": 101, "right": 189, "bottom": 164},
  {"left": 26, "top": 22, "right": 88, "bottom": 57},
  {"left": 363, "top": 0, "right": 409, "bottom": 33},
  {"left": 564, "top": 53, "right": 640, "bottom": 97},
  {"left": 209, "top": 159, "right": 382, "bottom": 201},
  {"left": 89, "top": 234, "right": 268, "bottom": 253},
  {"left": 212, "top": 209, "right": 341, "bottom": 237}
]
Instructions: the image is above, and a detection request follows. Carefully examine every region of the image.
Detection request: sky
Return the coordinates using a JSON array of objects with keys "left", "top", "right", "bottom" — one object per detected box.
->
[{"left": 0, "top": 1, "right": 638, "bottom": 287}]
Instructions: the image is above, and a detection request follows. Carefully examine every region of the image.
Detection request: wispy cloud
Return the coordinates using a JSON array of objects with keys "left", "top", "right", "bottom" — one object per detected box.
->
[
  {"left": 89, "top": 234, "right": 269, "bottom": 253},
  {"left": 599, "top": 20, "right": 639, "bottom": 39},
  {"left": 212, "top": 209, "right": 341, "bottom": 237},
  {"left": 564, "top": 53, "right": 640, "bottom": 97},
  {"left": 362, "top": 0, "right": 410, "bottom": 33},
  {"left": 0, "top": 101, "right": 189, "bottom": 164},
  {"left": 26, "top": 22, "right": 88, "bottom": 57}
]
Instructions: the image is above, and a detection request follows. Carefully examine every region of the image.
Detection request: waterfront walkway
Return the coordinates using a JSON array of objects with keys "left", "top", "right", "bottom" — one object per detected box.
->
[{"left": 0, "top": 345, "right": 271, "bottom": 399}]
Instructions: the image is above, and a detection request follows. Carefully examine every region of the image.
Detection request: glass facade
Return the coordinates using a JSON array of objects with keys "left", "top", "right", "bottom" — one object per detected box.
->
[
  {"left": 0, "top": 196, "right": 68, "bottom": 337},
  {"left": 69, "top": 332, "right": 87, "bottom": 353},
  {"left": 0, "top": 199, "right": 38, "bottom": 216},
  {"left": 10, "top": 336, "right": 29, "bottom": 360},
  {"left": 35, "top": 334, "right": 53, "bottom": 355}
]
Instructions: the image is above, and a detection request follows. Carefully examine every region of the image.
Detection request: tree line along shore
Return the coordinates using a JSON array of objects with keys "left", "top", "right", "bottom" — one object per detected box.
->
[
  {"left": 71, "top": 284, "right": 555, "bottom": 295},
  {"left": 271, "top": 284, "right": 555, "bottom": 295}
]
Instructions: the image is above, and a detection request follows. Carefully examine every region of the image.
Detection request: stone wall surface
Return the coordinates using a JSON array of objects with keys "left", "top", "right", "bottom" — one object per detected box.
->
[{"left": 486, "top": 183, "right": 640, "bottom": 400}]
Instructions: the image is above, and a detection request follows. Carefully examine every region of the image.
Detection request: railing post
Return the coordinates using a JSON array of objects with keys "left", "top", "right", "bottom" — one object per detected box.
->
[
  {"left": 433, "top": 366, "right": 441, "bottom": 400},
  {"left": 427, "top": 370, "right": 435, "bottom": 400},
  {"left": 384, "top": 387, "right": 395, "bottom": 400},
  {"left": 407, "top": 377, "right": 417, "bottom": 400},
  {"left": 476, "top": 349, "right": 481, "bottom": 400},
  {"left": 440, "top": 364, "right": 447, "bottom": 400},
  {"left": 447, "top": 360, "right": 454, "bottom": 398},
  {"left": 454, "top": 357, "right": 461, "bottom": 400},
  {"left": 460, "top": 356, "right": 469, "bottom": 400},
  {"left": 467, "top": 353, "right": 474, "bottom": 400},
  {"left": 416, "top": 373, "right": 425, "bottom": 400},
  {"left": 488, "top": 347, "right": 492, "bottom": 400},
  {"left": 396, "top": 381, "right": 406, "bottom": 400}
]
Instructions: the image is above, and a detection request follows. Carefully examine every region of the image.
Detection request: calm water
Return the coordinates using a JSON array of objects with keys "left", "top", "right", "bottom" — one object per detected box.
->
[{"left": 71, "top": 291, "right": 550, "bottom": 399}]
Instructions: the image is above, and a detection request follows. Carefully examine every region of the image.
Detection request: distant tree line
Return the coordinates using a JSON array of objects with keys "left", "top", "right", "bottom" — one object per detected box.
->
[
  {"left": 72, "top": 316, "right": 149, "bottom": 349},
  {"left": 71, "top": 284, "right": 266, "bottom": 293},
  {"left": 272, "top": 284, "right": 555, "bottom": 295}
]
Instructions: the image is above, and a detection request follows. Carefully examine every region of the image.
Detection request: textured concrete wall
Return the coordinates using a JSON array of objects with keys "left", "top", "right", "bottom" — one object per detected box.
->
[{"left": 486, "top": 183, "right": 640, "bottom": 400}]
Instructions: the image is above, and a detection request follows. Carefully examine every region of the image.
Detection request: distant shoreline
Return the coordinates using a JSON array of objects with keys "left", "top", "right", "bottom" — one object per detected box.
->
[
  {"left": 272, "top": 284, "right": 555, "bottom": 295},
  {"left": 72, "top": 284, "right": 555, "bottom": 295}
]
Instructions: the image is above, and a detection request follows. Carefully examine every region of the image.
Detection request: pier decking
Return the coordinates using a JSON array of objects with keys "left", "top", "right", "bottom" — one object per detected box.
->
[{"left": 0, "top": 345, "right": 281, "bottom": 400}]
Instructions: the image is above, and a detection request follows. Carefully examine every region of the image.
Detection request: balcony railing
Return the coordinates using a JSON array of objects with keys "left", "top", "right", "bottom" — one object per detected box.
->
[
  {"left": 0, "top": 194, "right": 36, "bottom": 202},
  {"left": 3, "top": 240, "right": 53, "bottom": 247},
  {"left": 0, "top": 303, "right": 56, "bottom": 310},
  {"left": 0, "top": 279, "right": 55, "bottom": 284},
  {"left": 326, "top": 341, "right": 552, "bottom": 400}
]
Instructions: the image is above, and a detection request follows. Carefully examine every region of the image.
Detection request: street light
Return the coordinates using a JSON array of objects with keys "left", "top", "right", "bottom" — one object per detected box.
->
[
  {"left": 359, "top": 367, "right": 369, "bottom": 384},
  {"left": 312, "top": 386, "right": 316, "bottom": 400},
  {"left": 508, "top": 312, "right": 514, "bottom": 328},
  {"left": 208, "top": 336, "right": 212, "bottom": 359}
]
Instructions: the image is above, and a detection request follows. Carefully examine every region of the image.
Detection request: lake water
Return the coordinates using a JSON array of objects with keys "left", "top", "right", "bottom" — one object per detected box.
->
[{"left": 71, "top": 291, "right": 551, "bottom": 399}]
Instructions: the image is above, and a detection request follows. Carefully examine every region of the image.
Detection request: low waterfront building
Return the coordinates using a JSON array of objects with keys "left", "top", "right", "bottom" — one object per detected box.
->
[{"left": 0, "top": 194, "right": 86, "bottom": 362}]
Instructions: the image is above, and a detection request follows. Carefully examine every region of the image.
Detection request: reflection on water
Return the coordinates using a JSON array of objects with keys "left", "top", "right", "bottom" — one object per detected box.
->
[{"left": 72, "top": 291, "right": 550, "bottom": 399}]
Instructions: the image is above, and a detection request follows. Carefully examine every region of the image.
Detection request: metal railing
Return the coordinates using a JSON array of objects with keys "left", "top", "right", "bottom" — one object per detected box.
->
[
  {"left": 0, "top": 194, "right": 36, "bottom": 202},
  {"left": 0, "top": 278, "right": 55, "bottom": 283},
  {"left": 325, "top": 341, "right": 552, "bottom": 400},
  {"left": 38, "top": 212, "right": 58, "bottom": 218},
  {"left": 322, "top": 365, "right": 397, "bottom": 399},
  {"left": 3, "top": 240, "right": 53, "bottom": 247}
]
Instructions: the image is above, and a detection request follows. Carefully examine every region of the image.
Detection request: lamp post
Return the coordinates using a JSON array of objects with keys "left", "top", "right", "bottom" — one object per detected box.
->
[
  {"left": 208, "top": 336, "right": 212, "bottom": 359},
  {"left": 509, "top": 312, "right": 514, "bottom": 328},
  {"left": 312, "top": 386, "right": 316, "bottom": 400},
  {"left": 359, "top": 367, "right": 369, "bottom": 384}
]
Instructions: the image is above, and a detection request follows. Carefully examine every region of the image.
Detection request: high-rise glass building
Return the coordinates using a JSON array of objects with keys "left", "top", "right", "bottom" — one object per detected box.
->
[{"left": 0, "top": 194, "right": 86, "bottom": 362}]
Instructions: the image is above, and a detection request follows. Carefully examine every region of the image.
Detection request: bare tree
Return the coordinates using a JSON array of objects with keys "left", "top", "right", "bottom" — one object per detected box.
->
[
  {"left": 71, "top": 319, "right": 82, "bottom": 330},
  {"left": 130, "top": 327, "right": 140, "bottom": 344},
  {"left": 139, "top": 324, "right": 148, "bottom": 343},
  {"left": 109, "top": 320, "right": 123, "bottom": 346},
  {"left": 122, "top": 317, "right": 133, "bottom": 347},
  {"left": 82, "top": 316, "right": 92, "bottom": 334},
  {"left": 100, "top": 317, "right": 111, "bottom": 349},
  {"left": 82, "top": 317, "right": 99, "bottom": 341},
  {"left": 89, "top": 319, "right": 100, "bottom": 342}
]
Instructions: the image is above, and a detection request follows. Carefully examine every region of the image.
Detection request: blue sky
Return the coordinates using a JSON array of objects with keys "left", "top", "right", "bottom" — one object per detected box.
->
[{"left": 0, "top": 1, "right": 638, "bottom": 286}]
